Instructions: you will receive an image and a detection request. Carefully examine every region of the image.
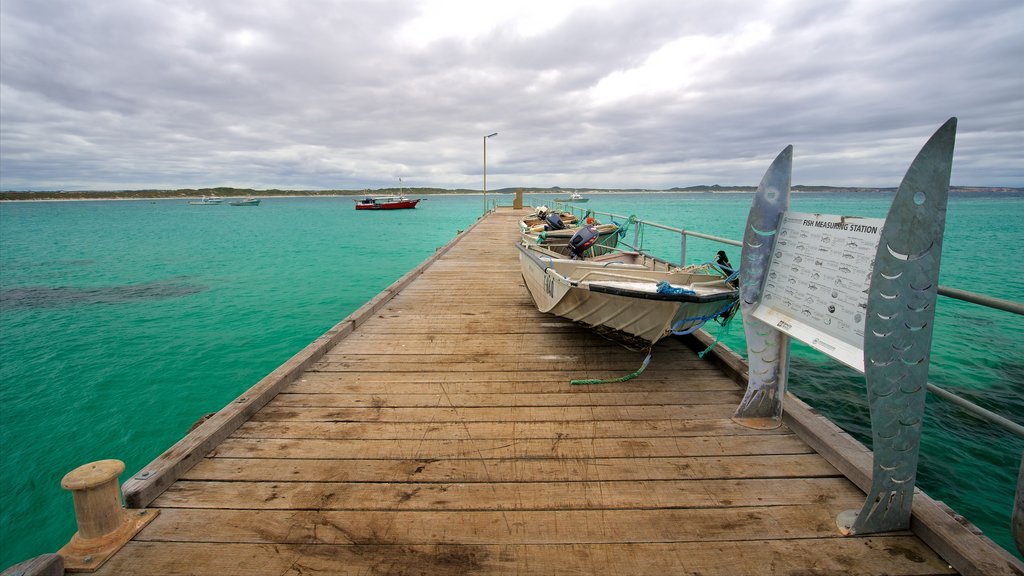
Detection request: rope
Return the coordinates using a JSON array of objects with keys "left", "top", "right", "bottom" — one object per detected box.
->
[
  {"left": 571, "top": 349, "right": 652, "bottom": 385},
  {"left": 698, "top": 300, "right": 740, "bottom": 358},
  {"left": 670, "top": 299, "right": 739, "bottom": 336},
  {"left": 656, "top": 281, "right": 695, "bottom": 296},
  {"left": 612, "top": 214, "right": 640, "bottom": 238}
]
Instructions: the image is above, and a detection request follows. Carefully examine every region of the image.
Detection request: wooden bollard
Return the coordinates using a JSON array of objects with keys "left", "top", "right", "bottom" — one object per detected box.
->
[{"left": 57, "top": 460, "right": 158, "bottom": 572}]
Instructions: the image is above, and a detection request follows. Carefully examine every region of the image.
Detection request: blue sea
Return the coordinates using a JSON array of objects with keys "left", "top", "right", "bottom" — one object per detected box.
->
[{"left": 1, "top": 192, "right": 1022, "bottom": 567}]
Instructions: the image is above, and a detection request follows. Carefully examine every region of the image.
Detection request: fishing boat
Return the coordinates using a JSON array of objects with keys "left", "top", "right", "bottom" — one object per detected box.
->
[
  {"left": 517, "top": 236, "right": 738, "bottom": 346},
  {"left": 356, "top": 178, "right": 422, "bottom": 210},
  {"left": 228, "top": 197, "right": 260, "bottom": 206},
  {"left": 554, "top": 191, "right": 589, "bottom": 203},
  {"left": 187, "top": 195, "right": 223, "bottom": 205},
  {"left": 354, "top": 195, "right": 421, "bottom": 210},
  {"left": 520, "top": 207, "right": 619, "bottom": 257},
  {"left": 520, "top": 206, "right": 579, "bottom": 229}
]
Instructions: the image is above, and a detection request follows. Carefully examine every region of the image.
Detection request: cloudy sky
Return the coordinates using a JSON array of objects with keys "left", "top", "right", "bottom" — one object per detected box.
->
[{"left": 1, "top": 0, "right": 1021, "bottom": 191}]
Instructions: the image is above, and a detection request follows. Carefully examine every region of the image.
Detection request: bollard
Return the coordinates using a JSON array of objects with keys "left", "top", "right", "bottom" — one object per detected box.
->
[{"left": 57, "top": 460, "right": 158, "bottom": 572}]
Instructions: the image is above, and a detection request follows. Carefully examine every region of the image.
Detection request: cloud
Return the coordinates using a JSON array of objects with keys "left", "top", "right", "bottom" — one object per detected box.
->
[{"left": 1, "top": 0, "right": 1021, "bottom": 190}]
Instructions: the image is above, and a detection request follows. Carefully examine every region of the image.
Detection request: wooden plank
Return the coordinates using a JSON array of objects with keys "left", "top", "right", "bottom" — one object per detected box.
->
[
  {"left": 207, "top": 435, "right": 814, "bottom": 460},
  {"left": 309, "top": 361, "right": 726, "bottom": 374},
  {"left": 182, "top": 454, "right": 841, "bottom": 483},
  {"left": 96, "top": 538, "right": 956, "bottom": 576},
  {"left": 230, "top": 418, "right": 789, "bottom": 440},
  {"left": 250, "top": 404, "right": 742, "bottom": 422},
  {"left": 0, "top": 554, "right": 64, "bottom": 576},
  {"left": 312, "top": 355, "right": 717, "bottom": 368},
  {"left": 328, "top": 333, "right": 653, "bottom": 353},
  {"left": 153, "top": 477, "right": 863, "bottom": 511},
  {"left": 132, "top": 506, "right": 880, "bottom": 544},
  {"left": 316, "top": 349, "right": 714, "bottom": 366},
  {"left": 268, "top": 390, "right": 742, "bottom": 408},
  {"left": 285, "top": 373, "right": 741, "bottom": 394}
]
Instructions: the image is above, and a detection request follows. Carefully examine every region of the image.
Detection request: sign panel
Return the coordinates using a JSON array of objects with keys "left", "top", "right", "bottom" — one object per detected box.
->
[{"left": 751, "top": 212, "right": 885, "bottom": 372}]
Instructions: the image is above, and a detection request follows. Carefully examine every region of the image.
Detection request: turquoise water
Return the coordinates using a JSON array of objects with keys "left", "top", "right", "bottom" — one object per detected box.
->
[{"left": 1, "top": 192, "right": 1021, "bottom": 566}]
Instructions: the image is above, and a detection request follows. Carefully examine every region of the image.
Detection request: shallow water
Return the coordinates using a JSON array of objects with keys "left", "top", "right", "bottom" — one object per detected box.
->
[{"left": 1, "top": 192, "right": 1021, "bottom": 566}]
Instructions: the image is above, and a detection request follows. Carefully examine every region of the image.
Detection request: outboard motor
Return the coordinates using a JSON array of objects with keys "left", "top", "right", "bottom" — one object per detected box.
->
[
  {"left": 544, "top": 213, "right": 566, "bottom": 230},
  {"left": 568, "top": 225, "right": 600, "bottom": 259}
]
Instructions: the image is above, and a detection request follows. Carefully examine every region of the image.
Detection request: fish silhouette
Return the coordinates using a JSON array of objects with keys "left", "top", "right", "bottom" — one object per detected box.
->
[
  {"left": 842, "top": 118, "right": 956, "bottom": 534},
  {"left": 733, "top": 146, "right": 792, "bottom": 429}
]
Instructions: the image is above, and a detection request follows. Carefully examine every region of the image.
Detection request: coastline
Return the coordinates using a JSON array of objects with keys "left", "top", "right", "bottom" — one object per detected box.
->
[{"left": 2, "top": 186, "right": 1021, "bottom": 202}]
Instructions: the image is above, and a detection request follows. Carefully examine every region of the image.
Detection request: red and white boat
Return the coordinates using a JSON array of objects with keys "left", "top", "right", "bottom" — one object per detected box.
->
[{"left": 354, "top": 195, "right": 421, "bottom": 210}]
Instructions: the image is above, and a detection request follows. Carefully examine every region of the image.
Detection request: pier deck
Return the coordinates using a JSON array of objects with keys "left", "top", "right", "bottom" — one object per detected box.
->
[{"left": 88, "top": 209, "right": 1009, "bottom": 574}]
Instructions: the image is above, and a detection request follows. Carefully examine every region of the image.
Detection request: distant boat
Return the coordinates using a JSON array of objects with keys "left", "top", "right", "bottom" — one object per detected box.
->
[
  {"left": 187, "top": 195, "right": 223, "bottom": 205},
  {"left": 229, "top": 197, "right": 260, "bottom": 206},
  {"left": 356, "top": 179, "right": 422, "bottom": 210},
  {"left": 555, "top": 191, "right": 589, "bottom": 203},
  {"left": 354, "top": 195, "right": 421, "bottom": 210}
]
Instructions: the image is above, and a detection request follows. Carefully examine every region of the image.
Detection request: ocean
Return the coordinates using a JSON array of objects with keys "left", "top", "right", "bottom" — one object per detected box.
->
[{"left": 1, "top": 192, "right": 1021, "bottom": 567}]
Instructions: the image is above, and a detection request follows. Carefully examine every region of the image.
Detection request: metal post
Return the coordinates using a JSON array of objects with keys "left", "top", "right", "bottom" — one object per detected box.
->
[
  {"left": 483, "top": 132, "right": 497, "bottom": 215},
  {"left": 1014, "top": 454, "right": 1023, "bottom": 555},
  {"left": 679, "top": 232, "right": 687, "bottom": 266}
]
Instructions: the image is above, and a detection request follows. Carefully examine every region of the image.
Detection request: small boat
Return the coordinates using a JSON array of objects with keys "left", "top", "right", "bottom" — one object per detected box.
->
[
  {"left": 520, "top": 206, "right": 579, "bottom": 229},
  {"left": 520, "top": 207, "right": 619, "bottom": 258},
  {"left": 354, "top": 195, "right": 421, "bottom": 210},
  {"left": 229, "top": 197, "right": 260, "bottom": 206},
  {"left": 521, "top": 221, "right": 621, "bottom": 258},
  {"left": 556, "top": 191, "right": 589, "bottom": 203},
  {"left": 517, "top": 237, "right": 738, "bottom": 347},
  {"left": 187, "top": 195, "right": 223, "bottom": 205}
]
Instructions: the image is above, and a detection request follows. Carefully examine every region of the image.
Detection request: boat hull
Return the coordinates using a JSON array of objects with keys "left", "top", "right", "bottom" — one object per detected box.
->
[{"left": 517, "top": 242, "right": 736, "bottom": 345}]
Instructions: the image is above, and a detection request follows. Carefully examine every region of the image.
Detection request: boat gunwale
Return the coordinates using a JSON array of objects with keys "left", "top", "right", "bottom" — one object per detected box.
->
[{"left": 516, "top": 241, "right": 737, "bottom": 304}]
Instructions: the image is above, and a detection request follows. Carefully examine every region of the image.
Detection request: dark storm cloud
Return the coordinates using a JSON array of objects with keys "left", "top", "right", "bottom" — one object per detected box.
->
[{"left": 1, "top": 0, "right": 1021, "bottom": 191}]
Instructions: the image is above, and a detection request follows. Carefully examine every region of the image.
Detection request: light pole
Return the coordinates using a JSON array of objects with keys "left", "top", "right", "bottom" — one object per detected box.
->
[{"left": 483, "top": 132, "right": 497, "bottom": 214}]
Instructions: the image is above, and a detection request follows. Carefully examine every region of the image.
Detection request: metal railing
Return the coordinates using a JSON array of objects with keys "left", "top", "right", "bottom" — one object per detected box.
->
[{"left": 541, "top": 198, "right": 1024, "bottom": 554}]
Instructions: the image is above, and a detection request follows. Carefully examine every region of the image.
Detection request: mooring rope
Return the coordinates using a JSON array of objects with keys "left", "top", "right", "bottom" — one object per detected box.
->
[
  {"left": 697, "top": 300, "right": 740, "bottom": 358},
  {"left": 570, "top": 348, "right": 652, "bottom": 386}
]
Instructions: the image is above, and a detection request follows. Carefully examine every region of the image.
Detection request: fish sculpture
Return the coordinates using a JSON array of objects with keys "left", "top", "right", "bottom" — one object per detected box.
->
[
  {"left": 733, "top": 145, "right": 792, "bottom": 429},
  {"left": 838, "top": 117, "right": 956, "bottom": 534}
]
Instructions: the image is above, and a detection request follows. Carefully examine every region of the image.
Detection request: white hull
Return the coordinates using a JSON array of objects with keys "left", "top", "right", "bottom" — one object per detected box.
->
[{"left": 517, "top": 242, "right": 737, "bottom": 345}]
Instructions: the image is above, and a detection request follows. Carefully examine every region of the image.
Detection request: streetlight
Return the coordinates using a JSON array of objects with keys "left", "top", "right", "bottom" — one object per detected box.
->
[{"left": 483, "top": 132, "right": 498, "bottom": 215}]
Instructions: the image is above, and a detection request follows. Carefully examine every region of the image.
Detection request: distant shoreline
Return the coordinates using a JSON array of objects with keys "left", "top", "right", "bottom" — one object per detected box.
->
[{"left": 1, "top": 186, "right": 1020, "bottom": 202}]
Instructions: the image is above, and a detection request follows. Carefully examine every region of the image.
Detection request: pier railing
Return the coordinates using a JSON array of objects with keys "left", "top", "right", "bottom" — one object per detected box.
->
[{"left": 546, "top": 199, "right": 1024, "bottom": 555}]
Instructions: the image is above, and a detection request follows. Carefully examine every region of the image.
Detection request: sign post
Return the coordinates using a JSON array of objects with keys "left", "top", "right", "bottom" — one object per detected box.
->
[{"left": 733, "top": 118, "right": 957, "bottom": 535}]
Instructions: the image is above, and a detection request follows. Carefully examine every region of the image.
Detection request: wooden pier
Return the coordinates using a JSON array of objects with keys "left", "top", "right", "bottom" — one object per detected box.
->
[{"left": 58, "top": 209, "right": 1019, "bottom": 575}]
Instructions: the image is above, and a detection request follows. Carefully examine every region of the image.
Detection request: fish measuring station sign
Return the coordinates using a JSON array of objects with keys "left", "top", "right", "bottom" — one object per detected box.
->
[{"left": 751, "top": 211, "right": 886, "bottom": 372}]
